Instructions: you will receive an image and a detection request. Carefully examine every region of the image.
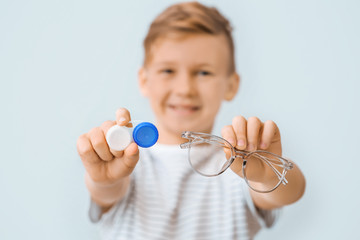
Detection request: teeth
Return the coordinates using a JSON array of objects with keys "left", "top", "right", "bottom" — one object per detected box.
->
[
  {"left": 168, "top": 105, "right": 200, "bottom": 112},
  {"left": 171, "top": 105, "right": 197, "bottom": 109}
]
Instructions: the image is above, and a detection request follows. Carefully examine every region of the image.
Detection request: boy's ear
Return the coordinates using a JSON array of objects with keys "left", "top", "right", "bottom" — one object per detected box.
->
[
  {"left": 224, "top": 72, "right": 240, "bottom": 101},
  {"left": 138, "top": 67, "right": 149, "bottom": 97}
]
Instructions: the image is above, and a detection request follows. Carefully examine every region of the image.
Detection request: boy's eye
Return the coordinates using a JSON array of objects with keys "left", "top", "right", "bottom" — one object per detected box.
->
[
  {"left": 197, "top": 71, "right": 212, "bottom": 76},
  {"left": 161, "top": 69, "right": 174, "bottom": 74}
]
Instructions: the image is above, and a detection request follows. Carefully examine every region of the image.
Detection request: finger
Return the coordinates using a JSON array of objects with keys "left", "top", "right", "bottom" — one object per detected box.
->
[
  {"left": 107, "top": 142, "right": 140, "bottom": 179},
  {"left": 100, "top": 121, "right": 125, "bottom": 158},
  {"left": 221, "top": 125, "right": 237, "bottom": 159},
  {"left": 222, "top": 125, "right": 243, "bottom": 177},
  {"left": 246, "top": 117, "right": 262, "bottom": 151},
  {"left": 124, "top": 142, "right": 140, "bottom": 163},
  {"left": 232, "top": 116, "right": 247, "bottom": 150},
  {"left": 115, "top": 108, "right": 132, "bottom": 127},
  {"left": 221, "top": 125, "right": 237, "bottom": 147},
  {"left": 88, "top": 127, "right": 114, "bottom": 161},
  {"left": 76, "top": 134, "right": 101, "bottom": 164},
  {"left": 260, "top": 120, "right": 279, "bottom": 150},
  {"left": 100, "top": 120, "right": 116, "bottom": 132}
]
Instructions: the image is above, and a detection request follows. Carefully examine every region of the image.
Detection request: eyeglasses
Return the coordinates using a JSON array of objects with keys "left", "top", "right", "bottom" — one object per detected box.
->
[{"left": 180, "top": 131, "right": 293, "bottom": 193}]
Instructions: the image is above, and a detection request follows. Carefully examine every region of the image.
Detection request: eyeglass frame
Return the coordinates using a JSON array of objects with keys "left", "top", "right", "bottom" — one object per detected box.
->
[{"left": 180, "top": 131, "right": 294, "bottom": 193}]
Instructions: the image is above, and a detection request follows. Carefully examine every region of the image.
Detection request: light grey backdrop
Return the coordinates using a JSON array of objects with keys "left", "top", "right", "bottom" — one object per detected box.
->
[{"left": 1, "top": 0, "right": 359, "bottom": 239}]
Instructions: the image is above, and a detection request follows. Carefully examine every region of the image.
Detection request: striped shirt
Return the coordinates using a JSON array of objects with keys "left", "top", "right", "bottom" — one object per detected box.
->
[{"left": 90, "top": 143, "right": 279, "bottom": 240}]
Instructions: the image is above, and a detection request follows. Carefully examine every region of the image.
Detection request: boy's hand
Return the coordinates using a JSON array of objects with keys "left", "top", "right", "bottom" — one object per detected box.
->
[
  {"left": 221, "top": 116, "right": 282, "bottom": 177},
  {"left": 77, "top": 108, "right": 140, "bottom": 184}
]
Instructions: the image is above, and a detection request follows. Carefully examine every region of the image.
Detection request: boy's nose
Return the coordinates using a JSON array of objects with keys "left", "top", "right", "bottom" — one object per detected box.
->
[{"left": 173, "top": 73, "right": 197, "bottom": 97}]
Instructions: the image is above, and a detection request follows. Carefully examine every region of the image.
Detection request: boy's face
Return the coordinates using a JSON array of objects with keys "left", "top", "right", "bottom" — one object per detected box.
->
[{"left": 139, "top": 34, "right": 239, "bottom": 141}]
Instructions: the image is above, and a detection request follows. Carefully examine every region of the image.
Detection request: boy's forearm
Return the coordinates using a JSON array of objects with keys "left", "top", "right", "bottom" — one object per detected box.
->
[
  {"left": 250, "top": 163, "right": 306, "bottom": 210},
  {"left": 85, "top": 173, "right": 130, "bottom": 210}
]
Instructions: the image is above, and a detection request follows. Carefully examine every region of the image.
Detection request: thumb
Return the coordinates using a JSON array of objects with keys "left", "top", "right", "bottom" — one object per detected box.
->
[
  {"left": 107, "top": 143, "right": 140, "bottom": 180},
  {"left": 122, "top": 142, "right": 140, "bottom": 172}
]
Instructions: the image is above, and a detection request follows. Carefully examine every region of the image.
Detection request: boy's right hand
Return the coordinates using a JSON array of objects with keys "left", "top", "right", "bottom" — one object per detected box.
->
[{"left": 76, "top": 108, "right": 140, "bottom": 184}]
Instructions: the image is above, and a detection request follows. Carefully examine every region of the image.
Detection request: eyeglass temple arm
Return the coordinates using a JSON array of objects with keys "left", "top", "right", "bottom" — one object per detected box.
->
[
  {"left": 180, "top": 136, "right": 225, "bottom": 149},
  {"left": 254, "top": 153, "right": 289, "bottom": 185},
  {"left": 180, "top": 142, "right": 191, "bottom": 149}
]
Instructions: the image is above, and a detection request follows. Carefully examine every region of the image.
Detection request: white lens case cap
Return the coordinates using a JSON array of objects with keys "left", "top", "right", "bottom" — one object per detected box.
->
[{"left": 106, "top": 125, "right": 133, "bottom": 151}]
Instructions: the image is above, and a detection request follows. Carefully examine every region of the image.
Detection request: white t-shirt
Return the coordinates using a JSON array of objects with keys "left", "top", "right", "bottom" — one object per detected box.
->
[{"left": 90, "top": 143, "right": 280, "bottom": 240}]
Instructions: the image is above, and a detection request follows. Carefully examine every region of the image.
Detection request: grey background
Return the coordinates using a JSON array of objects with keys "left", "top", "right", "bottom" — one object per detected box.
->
[{"left": 1, "top": 0, "right": 359, "bottom": 239}]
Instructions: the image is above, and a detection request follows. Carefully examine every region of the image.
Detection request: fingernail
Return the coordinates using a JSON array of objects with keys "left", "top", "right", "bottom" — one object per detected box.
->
[
  {"left": 237, "top": 139, "right": 245, "bottom": 147},
  {"left": 118, "top": 117, "right": 126, "bottom": 125},
  {"left": 228, "top": 138, "right": 236, "bottom": 146},
  {"left": 260, "top": 142, "right": 267, "bottom": 149}
]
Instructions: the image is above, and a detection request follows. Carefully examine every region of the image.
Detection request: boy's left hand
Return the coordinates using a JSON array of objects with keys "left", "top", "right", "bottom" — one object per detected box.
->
[{"left": 221, "top": 116, "right": 282, "bottom": 176}]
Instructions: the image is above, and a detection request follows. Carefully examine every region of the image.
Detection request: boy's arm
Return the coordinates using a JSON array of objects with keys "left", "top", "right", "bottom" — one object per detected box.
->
[
  {"left": 85, "top": 174, "right": 130, "bottom": 213},
  {"left": 249, "top": 163, "right": 306, "bottom": 210},
  {"left": 77, "top": 108, "right": 140, "bottom": 214}
]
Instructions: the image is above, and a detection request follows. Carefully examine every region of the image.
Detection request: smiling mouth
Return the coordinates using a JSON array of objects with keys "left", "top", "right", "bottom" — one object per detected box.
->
[{"left": 168, "top": 104, "right": 201, "bottom": 115}]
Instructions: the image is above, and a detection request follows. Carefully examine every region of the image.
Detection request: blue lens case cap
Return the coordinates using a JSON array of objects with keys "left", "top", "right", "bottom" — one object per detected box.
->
[{"left": 132, "top": 122, "right": 159, "bottom": 148}]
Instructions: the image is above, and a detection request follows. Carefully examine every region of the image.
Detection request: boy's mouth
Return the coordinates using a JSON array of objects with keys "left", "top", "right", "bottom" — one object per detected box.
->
[{"left": 168, "top": 104, "right": 201, "bottom": 116}]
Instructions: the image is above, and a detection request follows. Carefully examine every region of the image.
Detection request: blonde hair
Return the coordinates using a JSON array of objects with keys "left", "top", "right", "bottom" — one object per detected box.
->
[{"left": 143, "top": 1, "right": 235, "bottom": 73}]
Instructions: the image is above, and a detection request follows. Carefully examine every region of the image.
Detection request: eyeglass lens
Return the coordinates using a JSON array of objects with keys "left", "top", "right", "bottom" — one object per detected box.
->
[
  {"left": 187, "top": 139, "right": 233, "bottom": 177},
  {"left": 243, "top": 152, "right": 284, "bottom": 192}
]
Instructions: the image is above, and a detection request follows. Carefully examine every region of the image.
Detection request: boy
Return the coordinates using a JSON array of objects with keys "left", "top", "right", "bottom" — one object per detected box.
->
[{"left": 77, "top": 2, "right": 306, "bottom": 239}]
